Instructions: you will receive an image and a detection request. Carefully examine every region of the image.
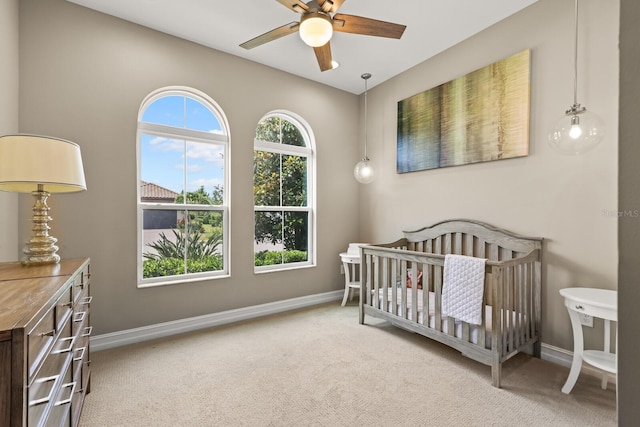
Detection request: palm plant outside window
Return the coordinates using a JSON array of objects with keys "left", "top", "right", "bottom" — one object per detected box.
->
[
  {"left": 254, "top": 112, "right": 315, "bottom": 271},
  {"left": 137, "top": 87, "right": 230, "bottom": 286}
]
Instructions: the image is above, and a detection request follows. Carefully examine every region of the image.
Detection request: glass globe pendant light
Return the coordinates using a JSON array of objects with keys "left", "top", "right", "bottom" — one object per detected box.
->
[
  {"left": 354, "top": 73, "right": 375, "bottom": 184},
  {"left": 548, "top": 0, "right": 605, "bottom": 155}
]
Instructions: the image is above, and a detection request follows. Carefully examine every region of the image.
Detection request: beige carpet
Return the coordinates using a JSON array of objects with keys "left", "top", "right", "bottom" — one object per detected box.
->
[{"left": 80, "top": 303, "right": 616, "bottom": 426}]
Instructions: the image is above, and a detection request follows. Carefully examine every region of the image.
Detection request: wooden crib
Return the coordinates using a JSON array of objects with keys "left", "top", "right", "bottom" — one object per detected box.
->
[{"left": 358, "top": 219, "right": 543, "bottom": 388}]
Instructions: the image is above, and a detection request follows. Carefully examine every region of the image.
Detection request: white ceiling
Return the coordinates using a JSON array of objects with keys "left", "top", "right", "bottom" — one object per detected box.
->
[{"left": 65, "top": 0, "right": 538, "bottom": 94}]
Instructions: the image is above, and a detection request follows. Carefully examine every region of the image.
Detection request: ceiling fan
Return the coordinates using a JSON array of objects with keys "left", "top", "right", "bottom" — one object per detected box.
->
[{"left": 240, "top": 0, "right": 406, "bottom": 72}]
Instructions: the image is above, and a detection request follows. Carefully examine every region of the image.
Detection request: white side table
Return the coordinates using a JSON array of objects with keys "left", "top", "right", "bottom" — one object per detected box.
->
[
  {"left": 340, "top": 245, "right": 365, "bottom": 306},
  {"left": 559, "top": 287, "right": 617, "bottom": 394}
]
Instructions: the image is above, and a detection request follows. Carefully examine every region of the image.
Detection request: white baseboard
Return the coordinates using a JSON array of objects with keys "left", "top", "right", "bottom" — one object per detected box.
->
[
  {"left": 91, "top": 290, "right": 343, "bottom": 352},
  {"left": 541, "top": 343, "right": 617, "bottom": 384},
  {"left": 91, "top": 293, "right": 616, "bottom": 384}
]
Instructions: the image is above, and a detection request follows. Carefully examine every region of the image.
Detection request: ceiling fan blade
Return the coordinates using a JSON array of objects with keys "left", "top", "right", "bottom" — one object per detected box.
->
[
  {"left": 276, "top": 0, "right": 309, "bottom": 14},
  {"left": 318, "top": 0, "right": 346, "bottom": 14},
  {"left": 333, "top": 14, "right": 406, "bottom": 39},
  {"left": 313, "top": 42, "right": 333, "bottom": 72},
  {"left": 240, "top": 22, "right": 299, "bottom": 50}
]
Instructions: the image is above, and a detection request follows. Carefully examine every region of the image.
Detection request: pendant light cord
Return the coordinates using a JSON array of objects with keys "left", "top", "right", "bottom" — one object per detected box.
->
[
  {"left": 362, "top": 73, "right": 371, "bottom": 160},
  {"left": 573, "top": 0, "right": 579, "bottom": 106}
]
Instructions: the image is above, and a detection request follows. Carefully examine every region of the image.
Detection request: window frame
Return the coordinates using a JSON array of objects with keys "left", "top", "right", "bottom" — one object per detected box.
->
[
  {"left": 253, "top": 110, "right": 316, "bottom": 273},
  {"left": 136, "top": 86, "right": 231, "bottom": 287}
]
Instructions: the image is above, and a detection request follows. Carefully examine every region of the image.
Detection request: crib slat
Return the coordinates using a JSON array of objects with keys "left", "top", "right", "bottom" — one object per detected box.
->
[
  {"left": 462, "top": 322, "right": 470, "bottom": 342},
  {"left": 528, "top": 262, "right": 534, "bottom": 341},
  {"left": 444, "top": 234, "right": 452, "bottom": 254},
  {"left": 401, "top": 260, "right": 408, "bottom": 319},
  {"left": 410, "top": 263, "right": 418, "bottom": 323},
  {"left": 365, "top": 254, "right": 372, "bottom": 306},
  {"left": 435, "top": 265, "right": 442, "bottom": 332},
  {"left": 515, "top": 265, "right": 522, "bottom": 349},
  {"left": 420, "top": 263, "right": 428, "bottom": 326},
  {"left": 373, "top": 254, "right": 380, "bottom": 309},
  {"left": 454, "top": 232, "right": 462, "bottom": 255},
  {"left": 382, "top": 256, "right": 389, "bottom": 312},
  {"left": 507, "top": 266, "right": 514, "bottom": 352},
  {"left": 447, "top": 317, "right": 455, "bottom": 337},
  {"left": 391, "top": 258, "right": 398, "bottom": 316},
  {"left": 478, "top": 275, "right": 487, "bottom": 349}
]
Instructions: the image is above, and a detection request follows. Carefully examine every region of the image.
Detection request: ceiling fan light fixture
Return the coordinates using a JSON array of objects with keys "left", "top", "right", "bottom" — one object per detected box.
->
[{"left": 299, "top": 12, "right": 333, "bottom": 47}]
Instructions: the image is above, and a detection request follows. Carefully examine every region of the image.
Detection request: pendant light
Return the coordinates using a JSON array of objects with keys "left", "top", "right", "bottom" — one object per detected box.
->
[
  {"left": 354, "top": 73, "right": 375, "bottom": 184},
  {"left": 548, "top": 0, "right": 605, "bottom": 155}
]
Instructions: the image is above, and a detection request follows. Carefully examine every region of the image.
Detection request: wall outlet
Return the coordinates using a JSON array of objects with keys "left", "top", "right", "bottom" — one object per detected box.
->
[{"left": 579, "top": 313, "right": 594, "bottom": 327}]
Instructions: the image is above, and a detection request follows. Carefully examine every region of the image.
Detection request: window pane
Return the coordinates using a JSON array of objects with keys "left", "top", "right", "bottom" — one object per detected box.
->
[
  {"left": 185, "top": 140, "right": 225, "bottom": 205},
  {"left": 254, "top": 151, "right": 281, "bottom": 206},
  {"left": 184, "top": 210, "right": 224, "bottom": 273},
  {"left": 142, "top": 209, "right": 223, "bottom": 278},
  {"left": 282, "top": 154, "right": 307, "bottom": 206},
  {"left": 141, "top": 96, "right": 185, "bottom": 127},
  {"left": 284, "top": 211, "right": 308, "bottom": 263},
  {"left": 255, "top": 117, "right": 305, "bottom": 147},
  {"left": 185, "top": 97, "right": 222, "bottom": 133},
  {"left": 280, "top": 119, "right": 305, "bottom": 147},
  {"left": 140, "top": 134, "right": 185, "bottom": 197},
  {"left": 255, "top": 117, "right": 281, "bottom": 143},
  {"left": 142, "top": 209, "right": 187, "bottom": 278},
  {"left": 254, "top": 211, "right": 283, "bottom": 266}
]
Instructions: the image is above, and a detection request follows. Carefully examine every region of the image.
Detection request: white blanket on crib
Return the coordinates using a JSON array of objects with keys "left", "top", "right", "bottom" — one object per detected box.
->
[{"left": 442, "top": 254, "right": 487, "bottom": 325}]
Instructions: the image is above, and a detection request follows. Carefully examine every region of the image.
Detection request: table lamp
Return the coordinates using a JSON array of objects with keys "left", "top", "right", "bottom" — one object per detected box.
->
[{"left": 0, "top": 134, "right": 87, "bottom": 265}]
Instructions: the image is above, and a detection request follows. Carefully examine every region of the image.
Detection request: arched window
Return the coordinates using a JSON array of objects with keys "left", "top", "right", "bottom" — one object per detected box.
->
[
  {"left": 253, "top": 111, "right": 315, "bottom": 272},
  {"left": 137, "top": 87, "right": 230, "bottom": 287}
]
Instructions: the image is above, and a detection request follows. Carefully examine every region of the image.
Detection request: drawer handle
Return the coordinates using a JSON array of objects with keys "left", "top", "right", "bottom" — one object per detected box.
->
[
  {"left": 73, "top": 346, "right": 86, "bottom": 362},
  {"left": 61, "top": 300, "right": 73, "bottom": 307},
  {"left": 29, "top": 375, "right": 59, "bottom": 406},
  {"left": 82, "top": 326, "right": 93, "bottom": 337},
  {"left": 575, "top": 304, "right": 585, "bottom": 311},
  {"left": 39, "top": 329, "right": 55, "bottom": 337},
  {"left": 73, "top": 311, "right": 86, "bottom": 323},
  {"left": 75, "top": 281, "right": 85, "bottom": 289},
  {"left": 81, "top": 296, "right": 93, "bottom": 305},
  {"left": 53, "top": 335, "right": 76, "bottom": 354},
  {"left": 54, "top": 382, "right": 77, "bottom": 406}
]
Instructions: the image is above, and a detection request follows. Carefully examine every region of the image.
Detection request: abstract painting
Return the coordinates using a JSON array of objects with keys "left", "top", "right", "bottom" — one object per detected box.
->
[{"left": 397, "top": 49, "right": 530, "bottom": 173}]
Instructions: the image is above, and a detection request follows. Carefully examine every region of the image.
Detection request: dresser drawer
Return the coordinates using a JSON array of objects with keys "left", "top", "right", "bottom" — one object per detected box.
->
[
  {"left": 72, "top": 264, "right": 90, "bottom": 305},
  {"left": 27, "top": 307, "right": 57, "bottom": 379},
  {"left": 55, "top": 286, "right": 73, "bottom": 333},
  {"left": 72, "top": 296, "right": 91, "bottom": 336},
  {"left": 28, "top": 351, "right": 72, "bottom": 426}
]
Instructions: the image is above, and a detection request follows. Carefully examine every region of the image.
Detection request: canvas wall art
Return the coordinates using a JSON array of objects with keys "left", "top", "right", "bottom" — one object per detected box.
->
[{"left": 397, "top": 49, "right": 530, "bottom": 173}]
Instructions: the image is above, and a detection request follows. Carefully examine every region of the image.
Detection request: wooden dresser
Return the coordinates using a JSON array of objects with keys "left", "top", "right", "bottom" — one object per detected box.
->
[{"left": 0, "top": 258, "right": 91, "bottom": 427}]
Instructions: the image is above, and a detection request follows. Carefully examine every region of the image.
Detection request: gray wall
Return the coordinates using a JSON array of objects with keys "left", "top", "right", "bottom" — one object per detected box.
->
[
  {"left": 359, "top": 0, "right": 619, "bottom": 353},
  {"left": 618, "top": 0, "right": 639, "bottom": 422},
  {"left": 0, "top": 0, "right": 19, "bottom": 262},
  {"left": 18, "top": 0, "right": 361, "bottom": 334}
]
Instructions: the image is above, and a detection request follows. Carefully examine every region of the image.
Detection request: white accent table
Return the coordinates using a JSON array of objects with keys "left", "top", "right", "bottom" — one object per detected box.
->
[
  {"left": 559, "top": 287, "right": 617, "bottom": 394},
  {"left": 340, "top": 244, "right": 367, "bottom": 306}
]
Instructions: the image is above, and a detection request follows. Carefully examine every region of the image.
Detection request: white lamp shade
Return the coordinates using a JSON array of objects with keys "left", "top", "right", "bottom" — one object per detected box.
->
[
  {"left": 299, "top": 13, "right": 333, "bottom": 47},
  {"left": 548, "top": 110, "right": 605, "bottom": 155},
  {"left": 0, "top": 134, "right": 87, "bottom": 193}
]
